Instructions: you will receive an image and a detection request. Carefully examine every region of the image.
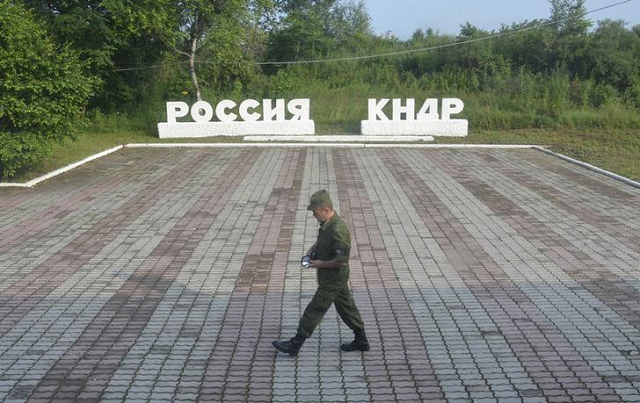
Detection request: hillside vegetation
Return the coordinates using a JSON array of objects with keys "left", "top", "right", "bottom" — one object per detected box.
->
[{"left": 1, "top": 0, "right": 639, "bottom": 179}]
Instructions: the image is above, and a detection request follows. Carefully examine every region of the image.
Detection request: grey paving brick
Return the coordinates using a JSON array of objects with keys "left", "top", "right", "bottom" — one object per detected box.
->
[{"left": 1, "top": 148, "right": 639, "bottom": 402}]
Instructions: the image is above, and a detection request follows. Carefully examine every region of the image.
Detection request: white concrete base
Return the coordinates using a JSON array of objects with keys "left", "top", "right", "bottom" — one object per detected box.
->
[
  {"left": 158, "top": 121, "right": 315, "bottom": 138},
  {"left": 243, "top": 135, "right": 434, "bottom": 142},
  {"left": 361, "top": 119, "right": 468, "bottom": 136}
]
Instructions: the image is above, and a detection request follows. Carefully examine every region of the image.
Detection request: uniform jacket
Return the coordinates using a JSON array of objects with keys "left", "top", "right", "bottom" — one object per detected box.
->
[{"left": 315, "top": 213, "right": 351, "bottom": 286}]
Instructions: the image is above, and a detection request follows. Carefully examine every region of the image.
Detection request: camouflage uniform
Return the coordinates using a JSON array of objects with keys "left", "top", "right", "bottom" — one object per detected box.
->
[
  {"left": 273, "top": 189, "right": 368, "bottom": 356},
  {"left": 296, "top": 195, "right": 365, "bottom": 338}
]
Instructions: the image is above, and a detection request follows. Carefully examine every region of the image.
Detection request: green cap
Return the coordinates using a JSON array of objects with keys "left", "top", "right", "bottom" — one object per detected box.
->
[{"left": 307, "top": 189, "right": 333, "bottom": 211}]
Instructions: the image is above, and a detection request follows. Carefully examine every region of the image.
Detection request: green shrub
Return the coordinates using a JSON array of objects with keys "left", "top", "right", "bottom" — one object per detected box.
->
[
  {"left": 589, "top": 83, "right": 620, "bottom": 108},
  {"left": 624, "top": 79, "right": 640, "bottom": 109},
  {"left": 0, "top": 1, "right": 94, "bottom": 178}
]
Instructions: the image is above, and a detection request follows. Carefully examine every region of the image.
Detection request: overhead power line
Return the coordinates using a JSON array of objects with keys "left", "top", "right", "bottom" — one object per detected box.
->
[
  {"left": 115, "top": 61, "right": 190, "bottom": 72},
  {"left": 115, "top": 0, "right": 633, "bottom": 71},
  {"left": 254, "top": 0, "right": 633, "bottom": 65}
]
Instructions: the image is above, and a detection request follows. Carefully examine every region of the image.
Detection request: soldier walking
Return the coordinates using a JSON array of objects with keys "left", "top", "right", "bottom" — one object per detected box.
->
[{"left": 273, "top": 189, "right": 370, "bottom": 356}]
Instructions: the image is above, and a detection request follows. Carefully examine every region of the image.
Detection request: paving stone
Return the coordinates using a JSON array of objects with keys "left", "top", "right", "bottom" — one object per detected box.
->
[{"left": 1, "top": 148, "right": 639, "bottom": 402}]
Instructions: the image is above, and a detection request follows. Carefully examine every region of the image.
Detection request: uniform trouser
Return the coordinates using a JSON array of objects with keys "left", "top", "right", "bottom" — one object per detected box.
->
[{"left": 296, "top": 283, "right": 365, "bottom": 338}]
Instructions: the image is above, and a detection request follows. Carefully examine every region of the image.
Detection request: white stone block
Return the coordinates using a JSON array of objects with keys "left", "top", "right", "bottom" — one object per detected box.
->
[
  {"left": 243, "top": 135, "right": 434, "bottom": 142},
  {"left": 360, "top": 119, "right": 468, "bottom": 137},
  {"left": 157, "top": 121, "right": 315, "bottom": 138}
]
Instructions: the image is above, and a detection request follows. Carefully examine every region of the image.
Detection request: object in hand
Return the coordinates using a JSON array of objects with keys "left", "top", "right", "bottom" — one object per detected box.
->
[{"left": 301, "top": 252, "right": 318, "bottom": 268}]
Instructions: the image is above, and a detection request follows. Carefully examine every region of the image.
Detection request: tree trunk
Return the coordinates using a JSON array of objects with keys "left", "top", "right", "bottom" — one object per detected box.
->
[
  {"left": 189, "top": 11, "right": 202, "bottom": 102},
  {"left": 189, "top": 39, "right": 201, "bottom": 102}
]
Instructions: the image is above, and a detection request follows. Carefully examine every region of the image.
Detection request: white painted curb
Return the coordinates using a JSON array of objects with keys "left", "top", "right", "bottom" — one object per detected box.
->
[
  {"left": 125, "top": 143, "right": 538, "bottom": 149},
  {"left": 532, "top": 146, "right": 640, "bottom": 190},
  {"left": 0, "top": 145, "right": 124, "bottom": 189},
  {"left": 376, "top": 144, "right": 537, "bottom": 149},
  {"left": 243, "top": 135, "right": 435, "bottom": 142},
  {"left": 125, "top": 143, "right": 367, "bottom": 149},
  {"left": 2, "top": 143, "right": 637, "bottom": 190}
]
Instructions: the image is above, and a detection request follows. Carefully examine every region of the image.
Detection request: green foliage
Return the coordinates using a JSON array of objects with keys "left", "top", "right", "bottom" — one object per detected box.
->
[
  {"left": 165, "top": 0, "right": 252, "bottom": 101},
  {"left": 549, "top": 0, "right": 590, "bottom": 36},
  {"left": 231, "top": 0, "right": 640, "bottom": 133},
  {"left": 195, "top": 9, "right": 257, "bottom": 94},
  {"left": 588, "top": 19, "right": 640, "bottom": 92},
  {"left": 24, "top": 0, "right": 179, "bottom": 108},
  {"left": 266, "top": 0, "right": 370, "bottom": 63},
  {"left": 0, "top": 1, "right": 94, "bottom": 178},
  {"left": 9, "top": 0, "right": 640, "bottom": 144}
]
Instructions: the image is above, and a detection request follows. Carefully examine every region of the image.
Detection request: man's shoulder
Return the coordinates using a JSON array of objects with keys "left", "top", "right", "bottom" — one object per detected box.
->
[{"left": 331, "top": 214, "right": 350, "bottom": 236}]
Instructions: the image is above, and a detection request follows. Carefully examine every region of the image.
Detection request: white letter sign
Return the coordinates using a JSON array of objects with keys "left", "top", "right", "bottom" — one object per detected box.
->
[
  {"left": 190, "top": 101, "right": 214, "bottom": 123},
  {"left": 239, "top": 99, "right": 261, "bottom": 122},
  {"left": 441, "top": 98, "right": 464, "bottom": 120},
  {"left": 287, "top": 99, "right": 310, "bottom": 121},
  {"left": 166, "top": 102, "right": 189, "bottom": 123},
  {"left": 368, "top": 99, "right": 390, "bottom": 121},
  {"left": 215, "top": 100, "right": 237, "bottom": 122},
  {"left": 362, "top": 98, "right": 468, "bottom": 137},
  {"left": 417, "top": 99, "right": 439, "bottom": 121},
  {"left": 263, "top": 99, "right": 286, "bottom": 122},
  {"left": 392, "top": 98, "right": 415, "bottom": 121},
  {"left": 158, "top": 98, "right": 315, "bottom": 138}
]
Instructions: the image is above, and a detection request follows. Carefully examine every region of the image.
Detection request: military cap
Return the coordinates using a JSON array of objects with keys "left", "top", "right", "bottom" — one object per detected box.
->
[{"left": 307, "top": 189, "right": 333, "bottom": 211}]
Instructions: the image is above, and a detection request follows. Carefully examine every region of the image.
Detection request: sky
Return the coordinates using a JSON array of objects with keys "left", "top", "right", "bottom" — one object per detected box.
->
[{"left": 364, "top": 0, "right": 640, "bottom": 39}]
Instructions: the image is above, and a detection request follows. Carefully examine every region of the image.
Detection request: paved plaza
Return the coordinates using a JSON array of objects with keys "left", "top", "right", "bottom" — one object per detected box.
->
[{"left": 1, "top": 147, "right": 639, "bottom": 402}]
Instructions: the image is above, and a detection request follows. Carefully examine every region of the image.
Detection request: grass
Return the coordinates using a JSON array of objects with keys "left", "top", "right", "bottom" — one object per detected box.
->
[
  {"left": 6, "top": 124, "right": 640, "bottom": 184},
  {"left": 438, "top": 128, "right": 640, "bottom": 182},
  {"left": 7, "top": 128, "right": 244, "bottom": 183}
]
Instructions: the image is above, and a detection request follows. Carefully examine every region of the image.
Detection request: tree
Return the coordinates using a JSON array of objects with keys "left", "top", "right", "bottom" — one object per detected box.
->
[
  {"left": 23, "top": 0, "right": 178, "bottom": 108},
  {"left": 495, "top": 21, "right": 556, "bottom": 74},
  {"left": 0, "top": 1, "right": 94, "bottom": 178},
  {"left": 265, "top": 0, "right": 370, "bottom": 63},
  {"left": 244, "top": 0, "right": 278, "bottom": 60},
  {"left": 549, "top": 0, "right": 591, "bottom": 36},
  {"left": 327, "top": 0, "right": 370, "bottom": 46},
  {"left": 458, "top": 22, "right": 487, "bottom": 38},
  {"left": 588, "top": 19, "right": 640, "bottom": 92},
  {"left": 171, "top": 0, "right": 246, "bottom": 101},
  {"left": 411, "top": 29, "right": 426, "bottom": 43}
]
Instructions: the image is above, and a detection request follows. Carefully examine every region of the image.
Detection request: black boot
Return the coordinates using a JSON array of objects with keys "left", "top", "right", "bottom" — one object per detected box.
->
[
  {"left": 273, "top": 334, "right": 306, "bottom": 356},
  {"left": 341, "top": 330, "right": 370, "bottom": 352}
]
